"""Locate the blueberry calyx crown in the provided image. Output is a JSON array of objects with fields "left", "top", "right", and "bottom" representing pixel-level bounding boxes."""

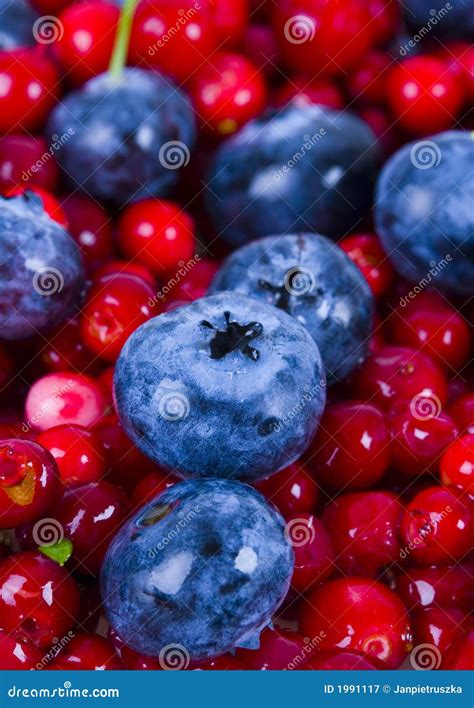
[
  {"left": 201, "top": 311, "right": 263, "bottom": 361},
  {"left": 258, "top": 279, "right": 292, "bottom": 312}
]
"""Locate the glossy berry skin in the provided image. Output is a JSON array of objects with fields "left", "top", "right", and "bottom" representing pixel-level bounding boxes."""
[
  {"left": 0, "top": 194, "right": 83, "bottom": 341},
  {"left": 448, "top": 395, "right": 474, "bottom": 435},
  {"left": 299, "top": 578, "right": 412, "bottom": 669},
  {"left": 388, "top": 406, "right": 458, "bottom": 477},
  {"left": 400, "top": 486, "right": 474, "bottom": 565},
  {"left": 0, "top": 136, "right": 58, "bottom": 192},
  {"left": 339, "top": 233, "right": 395, "bottom": 298},
  {"left": 305, "top": 651, "right": 380, "bottom": 670},
  {"left": 412, "top": 606, "right": 467, "bottom": 654},
  {"left": 287, "top": 513, "right": 334, "bottom": 592},
  {"left": 440, "top": 434, "right": 474, "bottom": 493},
  {"left": 40, "top": 318, "right": 95, "bottom": 374},
  {"left": 403, "top": 0, "right": 474, "bottom": 41},
  {"left": 0, "top": 0, "right": 38, "bottom": 50},
  {"left": 118, "top": 200, "right": 195, "bottom": 275},
  {"left": 61, "top": 195, "right": 113, "bottom": 271},
  {"left": 36, "top": 425, "right": 106, "bottom": 488},
  {"left": 209, "top": 233, "right": 374, "bottom": 383},
  {"left": 54, "top": 481, "right": 128, "bottom": 575},
  {"left": 206, "top": 104, "right": 379, "bottom": 246},
  {"left": 95, "top": 260, "right": 156, "bottom": 288},
  {"left": 394, "top": 563, "right": 474, "bottom": 612},
  {"left": 114, "top": 292, "right": 325, "bottom": 482},
  {"left": 54, "top": 2, "right": 119, "bottom": 85},
  {"left": 273, "top": 0, "right": 374, "bottom": 78},
  {"left": 0, "top": 630, "right": 43, "bottom": 670},
  {"left": 0, "top": 50, "right": 59, "bottom": 133},
  {"left": 308, "top": 401, "right": 390, "bottom": 491},
  {"left": 190, "top": 53, "right": 267, "bottom": 136},
  {"left": 131, "top": 469, "right": 176, "bottom": 509},
  {"left": 255, "top": 462, "right": 319, "bottom": 518},
  {"left": 53, "top": 634, "right": 119, "bottom": 670},
  {"left": 352, "top": 346, "right": 448, "bottom": 412},
  {"left": 101, "top": 479, "right": 294, "bottom": 661},
  {"left": 47, "top": 68, "right": 196, "bottom": 206},
  {"left": 322, "top": 492, "right": 402, "bottom": 577},
  {"left": 237, "top": 628, "right": 309, "bottom": 670},
  {"left": 0, "top": 439, "right": 59, "bottom": 527},
  {"left": 274, "top": 78, "right": 344, "bottom": 110},
  {"left": 25, "top": 372, "right": 106, "bottom": 431},
  {"left": 441, "top": 631, "right": 474, "bottom": 670},
  {"left": 80, "top": 274, "right": 155, "bottom": 362},
  {"left": 375, "top": 131, "right": 474, "bottom": 295},
  {"left": 0, "top": 552, "right": 80, "bottom": 649}
]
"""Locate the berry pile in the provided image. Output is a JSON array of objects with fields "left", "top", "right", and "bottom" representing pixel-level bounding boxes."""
[{"left": 0, "top": 0, "right": 473, "bottom": 673}]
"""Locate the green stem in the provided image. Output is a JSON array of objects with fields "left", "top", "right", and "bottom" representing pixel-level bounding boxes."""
[{"left": 108, "top": 0, "right": 139, "bottom": 80}]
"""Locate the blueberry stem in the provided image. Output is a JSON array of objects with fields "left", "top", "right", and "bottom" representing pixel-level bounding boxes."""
[{"left": 108, "top": 0, "right": 139, "bottom": 80}]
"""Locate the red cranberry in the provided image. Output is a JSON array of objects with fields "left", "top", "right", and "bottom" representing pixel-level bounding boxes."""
[
  {"left": 131, "top": 470, "right": 176, "bottom": 510},
  {"left": 388, "top": 406, "right": 458, "bottom": 477},
  {"left": 394, "top": 563, "right": 474, "bottom": 612},
  {"left": 54, "top": 2, "right": 119, "bottom": 85},
  {"left": 369, "top": 0, "right": 400, "bottom": 45},
  {"left": 441, "top": 631, "right": 474, "bottom": 670},
  {"left": 305, "top": 650, "right": 380, "bottom": 670},
  {"left": 322, "top": 491, "right": 402, "bottom": 576},
  {"left": 440, "top": 42, "right": 474, "bottom": 104},
  {"left": 31, "top": 0, "right": 71, "bottom": 13},
  {"left": 286, "top": 513, "right": 334, "bottom": 592},
  {"left": 0, "top": 439, "right": 59, "bottom": 527},
  {"left": 237, "top": 628, "right": 309, "bottom": 670},
  {"left": 400, "top": 486, "right": 474, "bottom": 565},
  {"left": 339, "top": 233, "right": 395, "bottom": 297},
  {"left": 440, "top": 434, "right": 474, "bottom": 494},
  {"left": 61, "top": 195, "right": 113, "bottom": 270},
  {"left": 25, "top": 373, "right": 107, "bottom": 431},
  {"left": 210, "top": 0, "right": 248, "bottom": 46},
  {"left": 0, "top": 136, "right": 58, "bottom": 192},
  {"left": 412, "top": 606, "right": 467, "bottom": 655},
  {"left": 80, "top": 274, "right": 155, "bottom": 362},
  {"left": 0, "top": 630, "right": 43, "bottom": 669},
  {"left": 0, "top": 552, "right": 80, "bottom": 648},
  {"left": 36, "top": 425, "right": 105, "bottom": 488},
  {"left": 352, "top": 346, "right": 448, "bottom": 411},
  {"left": 386, "top": 56, "right": 463, "bottom": 135},
  {"left": 448, "top": 394, "right": 474, "bottom": 435},
  {"left": 54, "top": 481, "right": 128, "bottom": 575},
  {"left": 255, "top": 462, "right": 319, "bottom": 517},
  {"left": 94, "top": 260, "right": 156, "bottom": 288},
  {"left": 118, "top": 200, "right": 195, "bottom": 276},
  {"left": 190, "top": 52, "right": 267, "bottom": 136},
  {"left": 243, "top": 24, "right": 279, "bottom": 76},
  {"left": 307, "top": 401, "right": 390, "bottom": 491},
  {"left": 299, "top": 578, "right": 412, "bottom": 669},
  {"left": 53, "top": 633, "right": 120, "bottom": 670},
  {"left": 347, "top": 51, "right": 391, "bottom": 104},
  {"left": 40, "top": 318, "right": 96, "bottom": 375},
  {"left": 167, "top": 258, "right": 219, "bottom": 308},
  {"left": 274, "top": 77, "right": 344, "bottom": 110},
  {"left": 191, "top": 654, "right": 247, "bottom": 670},
  {"left": 119, "top": 647, "right": 162, "bottom": 670},
  {"left": 0, "top": 50, "right": 59, "bottom": 132}
]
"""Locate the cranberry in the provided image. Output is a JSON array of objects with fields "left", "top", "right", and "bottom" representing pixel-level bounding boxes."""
[
  {"left": 54, "top": 2, "right": 119, "bottom": 85},
  {"left": 131, "top": 470, "right": 176, "bottom": 510},
  {"left": 299, "top": 578, "right": 412, "bottom": 669},
  {"left": 210, "top": 0, "right": 248, "bottom": 46},
  {"left": 95, "top": 260, "right": 156, "bottom": 288},
  {"left": 61, "top": 195, "right": 113, "bottom": 270},
  {"left": 243, "top": 24, "right": 279, "bottom": 76},
  {"left": 0, "top": 552, "right": 80, "bottom": 648},
  {"left": 80, "top": 274, "right": 155, "bottom": 362},
  {"left": 307, "top": 401, "right": 390, "bottom": 491},
  {"left": 369, "top": 0, "right": 400, "bottom": 45},
  {"left": 119, "top": 647, "right": 162, "bottom": 670},
  {"left": 440, "top": 434, "right": 474, "bottom": 494},
  {"left": 237, "top": 628, "right": 309, "bottom": 670},
  {"left": 386, "top": 56, "right": 463, "bottom": 135},
  {"left": 167, "top": 259, "right": 220, "bottom": 307},
  {"left": 36, "top": 425, "right": 105, "bottom": 488},
  {"left": 40, "top": 318, "right": 97, "bottom": 375},
  {"left": 352, "top": 346, "right": 448, "bottom": 411},
  {"left": 286, "top": 513, "right": 334, "bottom": 592},
  {"left": 54, "top": 481, "right": 128, "bottom": 575},
  {"left": 0, "top": 439, "right": 59, "bottom": 527},
  {"left": 118, "top": 200, "right": 196, "bottom": 276},
  {"left": 192, "top": 654, "right": 247, "bottom": 670},
  {"left": 440, "top": 42, "right": 474, "bottom": 104},
  {"left": 399, "top": 486, "right": 474, "bottom": 565},
  {"left": 305, "top": 651, "right": 380, "bottom": 670},
  {"left": 0, "top": 50, "right": 59, "bottom": 133},
  {"left": 388, "top": 406, "right": 458, "bottom": 477},
  {"left": 441, "top": 631, "right": 474, "bottom": 670},
  {"left": 6, "top": 186, "right": 68, "bottom": 227},
  {"left": 53, "top": 633, "right": 120, "bottom": 670},
  {"left": 347, "top": 50, "right": 391, "bottom": 104},
  {"left": 0, "top": 136, "right": 58, "bottom": 192},
  {"left": 322, "top": 491, "right": 402, "bottom": 576},
  {"left": 274, "top": 77, "right": 344, "bottom": 110},
  {"left": 448, "top": 394, "right": 474, "bottom": 435},
  {"left": 339, "top": 233, "right": 395, "bottom": 298},
  {"left": 394, "top": 563, "right": 474, "bottom": 612},
  {"left": 255, "top": 462, "right": 319, "bottom": 518},
  {"left": 412, "top": 606, "right": 467, "bottom": 654},
  {"left": 31, "top": 0, "right": 72, "bottom": 13},
  {"left": 25, "top": 373, "right": 107, "bottom": 431},
  {"left": 190, "top": 52, "right": 267, "bottom": 136},
  {"left": 0, "top": 630, "right": 43, "bottom": 669}
]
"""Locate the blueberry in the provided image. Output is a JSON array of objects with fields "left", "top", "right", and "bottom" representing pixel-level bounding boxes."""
[
  {"left": 101, "top": 478, "right": 294, "bottom": 661},
  {"left": 375, "top": 131, "right": 474, "bottom": 295},
  {"left": 209, "top": 233, "right": 374, "bottom": 383},
  {"left": 0, "top": 193, "right": 84, "bottom": 341},
  {"left": 114, "top": 292, "right": 326, "bottom": 481},
  {"left": 46, "top": 68, "right": 196, "bottom": 207},
  {"left": 402, "top": 0, "right": 474, "bottom": 41},
  {"left": 0, "top": 0, "right": 38, "bottom": 50},
  {"left": 205, "top": 104, "right": 380, "bottom": 248}
]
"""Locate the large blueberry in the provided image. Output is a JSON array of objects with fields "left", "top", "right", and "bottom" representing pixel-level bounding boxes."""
[
  {"left": 402, "top": 0, "right": 474, "bottom": 41},
  {"left": 209, "top": 233, "right": 374, "bottom": 383},
  {"left": 0, "top": 193, "right": 84, "bottom": 341},
  {"left": 0, "top": 0, "right": 38, "bottom": 50},
  {"left": 101, "top": 479, "right": 294, "bottom": 662},
  {"left": 114, "top": 292, "right": 326, "bottom": 481},
  {"left": 205, "top": 104, "right": 380, "bottom": 247},
  {"left": 46, "top": 68, "right": 196, "bottom": 206},
  {"left": 375, "top": 131, "right": 474, "bottom": 295}
]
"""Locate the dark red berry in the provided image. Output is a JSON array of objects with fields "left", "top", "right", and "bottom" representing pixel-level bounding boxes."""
[
  {"left": 287, "top": 513, "right": 334, "bottom": 592},
  {"left": 440, "top": 434, "right": 474, "bottom": 494},
  {"left": 255, "top": 462, "right": 319, "bottom": 517},
  {"left": 36, "top": 425, "right": 106, "bottom": 488},
  {"left": 339, "top": 233, "right": 395, "bottom": 297},
  {"left": 53, "top": 633, "right": 120, "bottom": 670}
]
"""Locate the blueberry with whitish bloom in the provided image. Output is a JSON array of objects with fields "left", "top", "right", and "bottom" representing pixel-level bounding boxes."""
[
  {"left": 114, "top": 292, "right": 326, "bottom": 481},
  {"left": 46, "top": 68, "right": 196, "bottom": 207},
  {"left": 0, "top": 193, "right": 84, "bottom": 341},
  {"left": 0, "top": 0, "right": 38, "bottom": 50},
  {"left": 209, "top": 233, "right": 374, "bottom": 384},
  {"left": 101, "top": 478, "right": 294, "bottom": 661},
  {"left": 375, "top": 131, "right": 474, "bottom": 295},
  {"left": 205, "top": 103, "right": 380, "bottom": 248}
]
